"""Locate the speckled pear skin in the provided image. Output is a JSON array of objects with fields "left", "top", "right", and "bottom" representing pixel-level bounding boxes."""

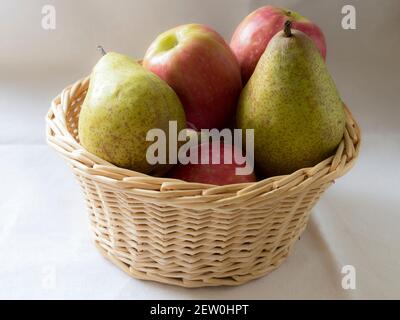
[
  {"left": 78, "top": 52, "right": 186, "bottom": 174},
  {"left": 237, "top": 29, "right": 345, "bottom": 177}
]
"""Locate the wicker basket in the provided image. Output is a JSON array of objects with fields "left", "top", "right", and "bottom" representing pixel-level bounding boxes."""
[{"left": 46, "top": 76, "right": 361, "bottom": 287}]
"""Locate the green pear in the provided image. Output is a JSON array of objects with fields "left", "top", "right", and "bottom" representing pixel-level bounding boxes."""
[
  {"left": 78, "top": 52, "right": 186, "bottom": 174},
  {"left": 237, "top": 21, "right": 345, "bottom": 177}
]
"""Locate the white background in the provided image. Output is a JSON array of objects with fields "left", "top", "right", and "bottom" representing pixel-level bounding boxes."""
[{"left": 0, "top": 0, "right": 399, "bottom": 299}]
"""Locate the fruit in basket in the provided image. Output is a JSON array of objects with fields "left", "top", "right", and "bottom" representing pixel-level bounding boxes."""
[
  {"left": 236, "top": 21, "right": 345, "bottom": 177},
  {"left": 143, "top": 24, "right": 242, "bottom": 130},
  {"left": 230, "top": 5, "right": 326, "bottom": 83},
  {"left": 167, "top": 142, "right": 256, "bottom": 185},
  {"left": 78, "top": 52, "right": 186, "bottom": 174}
]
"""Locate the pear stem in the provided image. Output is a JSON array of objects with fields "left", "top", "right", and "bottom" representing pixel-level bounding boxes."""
[
  {"left": 284, "top": 20, "right": 292, "bottom": 37},
  {"left": 97, "top": 45, "right": 107, "bottom": 56}
]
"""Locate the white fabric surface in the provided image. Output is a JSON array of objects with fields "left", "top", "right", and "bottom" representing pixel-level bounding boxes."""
[
  {"left": 1, "top": 0, "right": 400, "bottom": 299},
  {"left": 1, "top": 136, "right": 399, "bottom": 299}
]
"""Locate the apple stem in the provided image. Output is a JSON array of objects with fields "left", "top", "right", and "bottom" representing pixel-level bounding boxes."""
[
  {"left": 284, "top": 20, "right": 292, "bottom": 37},
  {"left": 97, "top": 45, "right": 107, "bottom": 56}
]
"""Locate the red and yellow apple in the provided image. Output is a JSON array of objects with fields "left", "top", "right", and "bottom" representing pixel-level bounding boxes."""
[
  {"left": 230, "top": 6, "right": 327, "bottom": 83},
  {"left": 143, "top": 24, "right": 242, "bottom": 130},
  {"left": 167, "top": 142, "right": 256, "bottom": 185}
]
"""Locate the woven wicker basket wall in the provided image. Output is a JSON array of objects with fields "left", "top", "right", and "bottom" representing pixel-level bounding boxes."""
[{"left": 46, "top": 76, "right": 361, "bottom": 287}]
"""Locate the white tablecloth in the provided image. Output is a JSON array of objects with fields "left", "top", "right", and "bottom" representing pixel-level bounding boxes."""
[
  {"left": 1, "top": 96, "right": 399, "bottom": 299},
  {"left": 1, "top": 0, "right": 400, "bottom": 299}
]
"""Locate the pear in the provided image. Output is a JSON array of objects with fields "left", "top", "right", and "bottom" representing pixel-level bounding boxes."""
[
  {"left": 78, "top": 52, "right": 186, "bottom": 174},
  {"left": 237, "top": 21, "right": 345, "bottom": 177}
]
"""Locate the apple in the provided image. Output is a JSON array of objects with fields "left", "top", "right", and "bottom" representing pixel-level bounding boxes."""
[
  {"left": 167, "top": 142, "right": 256, "bottom": 185},
  {"left": 230, "top": 6, "right": 327, "bottom": 83},
  {"left": 143, "top": 24, "right": 242, "bottom": 130}
]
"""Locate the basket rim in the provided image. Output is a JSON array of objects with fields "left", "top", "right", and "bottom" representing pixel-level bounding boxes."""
[{"left": 46, "top": 76, "right": 361, "bottom": 199}]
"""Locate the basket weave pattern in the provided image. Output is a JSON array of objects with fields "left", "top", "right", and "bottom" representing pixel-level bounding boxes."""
[{"left": 46, "top": 77, "right": 360, "bottom": 287}]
